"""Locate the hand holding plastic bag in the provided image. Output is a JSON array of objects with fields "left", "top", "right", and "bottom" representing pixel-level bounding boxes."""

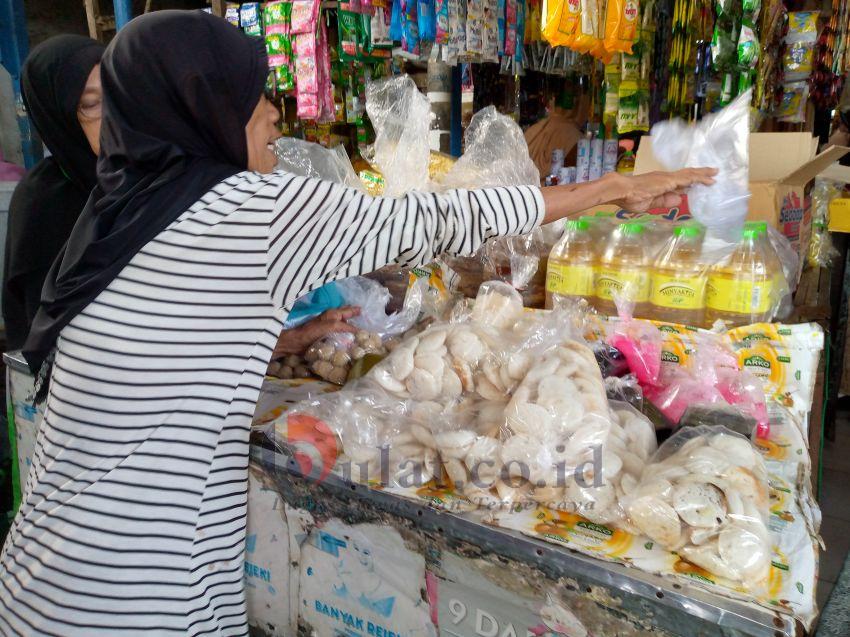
[{"left": 651, "top": 90, "right": 752, "bottom": 242}]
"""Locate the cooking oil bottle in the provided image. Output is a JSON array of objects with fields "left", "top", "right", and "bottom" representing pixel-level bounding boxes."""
[
  {"left": 649, "top": 223, "right": 707, "bottom": 326},
  {"left": 545, "top": 219, "right": 596, "bottom": 309},
  {"left": 705, "top": 222, "right": 778, "bottom": 327},
  {"left": 595, "top": 220, "right": 651, "bottom": 317}
]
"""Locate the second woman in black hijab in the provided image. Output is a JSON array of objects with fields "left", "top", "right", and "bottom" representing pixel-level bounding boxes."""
[{"left": 2, "top": 35, "right": 105, "bottom": 350}]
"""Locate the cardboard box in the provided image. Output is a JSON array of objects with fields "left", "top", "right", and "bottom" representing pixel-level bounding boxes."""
[{"left": 635, "top": 134, "right": 849, "bottom": 269}]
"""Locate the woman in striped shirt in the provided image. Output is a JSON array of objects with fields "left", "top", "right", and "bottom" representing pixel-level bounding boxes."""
[{"left": 0, "top": 10, "right": 714, "bottom": 637}]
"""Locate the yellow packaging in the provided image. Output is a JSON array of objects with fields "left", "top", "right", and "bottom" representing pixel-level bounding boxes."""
[
  {"left": 542, "top": 0, "right": 582, "bottom": 47},
  {"left": 359, "top": 170, "right": 385, "bottom": 196},
  {"left": 571, "top": 0, "right": 601, "bottom": 53},
  {"left": 602, "top": 0, "right": 640, "bottom": 55}
]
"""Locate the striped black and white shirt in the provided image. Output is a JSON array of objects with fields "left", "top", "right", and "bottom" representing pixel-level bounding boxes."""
[{"left": 0, "top": 171, "right": 543, "bottom": 636}]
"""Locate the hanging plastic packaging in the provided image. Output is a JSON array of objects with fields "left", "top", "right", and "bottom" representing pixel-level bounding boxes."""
[
  {"left": 542, "top": 0, "right": 582, "bottom": 49},
  {"left": 626, "top": 426, "right": 771, "bottom": 591},
  {"left": 650, "top": 90, "right": 751, "bottom": 243},
  {"left": 603, "top": 0, "right": 640, "bottom": 55},
  {"left": 365, "top": 76, "right": 432, "bottom": 197}
]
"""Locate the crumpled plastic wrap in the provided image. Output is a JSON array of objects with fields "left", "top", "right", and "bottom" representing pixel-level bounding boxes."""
[
  {"left": 626, "top": 425, "right": 771, "bottom": 591},
  {"left": 274, "top": 137, "right": 364, "bottom": 190},
  {"left": 651, "top": 90, "right": 752, "bottom": 243}
]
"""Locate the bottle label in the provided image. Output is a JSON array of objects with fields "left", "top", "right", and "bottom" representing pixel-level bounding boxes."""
[
  {"left": 706, "top": 276, "right": 773, "bottom": 314},
  {"left": 595, "top": 267, "right": 650, "bottom": 302},
  {"left": 650, "top": 274, "right": 706, "bottom": 309},
  {"left": 546, "top": 263, "right": 595, "bottom": 296}
]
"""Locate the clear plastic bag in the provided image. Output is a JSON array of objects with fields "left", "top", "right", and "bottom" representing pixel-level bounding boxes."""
[
  {"left": 437, "top": 105, "right": 540, "bottom": 190},
  {"left": 274, "top": 137, "right": 364, "bottom": 190},
  {"left": 365, "top": 75, "right": 433, "bottom": 197},
  {"left": 650, "top": 90, "right": 752, "bottom": 243},
  {"left": 335, "top": 276, "right": 424, "bottom": 338},
  {"left": 283, "top": 282, "right": 629, "bottom": 515},
  {"left": 809, "top": 178, "right": 843, "bottom": 268},
  {"left": 626, "top": 425, "right": 771, "bottom": 589},
  {"left": 304, "top": 330, "right": 386, "bottom": 385}
]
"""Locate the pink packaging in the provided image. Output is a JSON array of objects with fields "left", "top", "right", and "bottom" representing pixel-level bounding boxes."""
[
  {"left": 295, "top": 34, "right": 318, "bottom": 93},
  {"left": 291, "top": 0, "right": 321, "bottom": 34}
]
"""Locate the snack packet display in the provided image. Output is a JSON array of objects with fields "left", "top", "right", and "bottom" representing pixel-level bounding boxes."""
[{"left": 626, "top": 426, "right": 771, "bottom": 590}]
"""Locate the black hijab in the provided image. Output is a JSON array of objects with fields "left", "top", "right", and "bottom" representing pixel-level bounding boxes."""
[
  {"left": 3, "top": 35, "right": 104, "bottom": 351},
  {"left": 23, "top": 10, "right": 268, "bottom": 374}
]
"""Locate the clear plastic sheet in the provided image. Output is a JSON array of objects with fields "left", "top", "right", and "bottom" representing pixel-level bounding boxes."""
[
  {"left": 650, "top": 90, "right": 752, "bottom": 243},
  {"left": 626, "top": 425, "right": 771, "bottom": 591},
  {"left": 274, "top": 137, "right": 364, "bottom": 190}
]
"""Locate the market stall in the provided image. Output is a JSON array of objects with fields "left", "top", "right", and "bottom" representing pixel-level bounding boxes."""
[{"left": 5, "top": 0, "right": 850, "bottom": 634}]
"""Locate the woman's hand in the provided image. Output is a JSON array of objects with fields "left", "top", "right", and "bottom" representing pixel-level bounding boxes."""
[
  {"left": 608, "top": 168, "right": 718, "bottom": 212},
  {"left": 541, "top": 167, "right": 717, "bottom": 224},
  {"left": 273, "top": 306, "right": 361, "bottom": 358}
]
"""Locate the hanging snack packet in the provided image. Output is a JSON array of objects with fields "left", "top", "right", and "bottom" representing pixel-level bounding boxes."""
[
  {"left": 737, "top": 20, "right": 759, "bottom": 69},
  {"left": 419, "top": 0, "right": 437, "bottom": 41},
  {"left": 436, "top": 0, "right": 450, "bottom": 43},
  {"left": 783, "top": 11, "right": 818, "bottom": 82},
  {"left": 240, "top": 2, "right": 263, "bottom": 36},
  {"left": 401, "top": 0, "right": 421, "bottom": 55},
  {"left": 291, "top": 0, "right": 321, "bottom": 34},
  {"left": 742, "top": 0, "right": 760, "bottom": 19},
  {"left": 775, "top": 81, "right": 809, "bottom": 123},
  {"left": 225, "top": 3, "right": 241, "bottom": 27},
  {"left": 572, "top": 0, "right": 600, "bottom": 54},
  {"left": 603, "top": 0, "right": 640, "bottom": 55},
  {"left": 390, "top": 0, "right": 403, "bottom": 40},
  {"left": 504, "top": 0, "right": 517, "bottom": 56},
  {"left": 467, "top": 0, "right": 486, "bottom": 56},
  {"left": 339, "top": 11, "right": 360, "bottom": 61}
]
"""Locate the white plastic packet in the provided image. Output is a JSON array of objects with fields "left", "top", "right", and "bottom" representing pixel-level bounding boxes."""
[{"left": 651, "top": 90, "right": 753, "bottom": 242}]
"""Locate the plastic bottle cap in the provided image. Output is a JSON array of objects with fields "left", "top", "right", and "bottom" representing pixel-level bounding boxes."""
[
  {"left": 621, "top": 221, "right": 645, "bottom": 235},
  {"left": 566, "top": 219, "right": 590, "bottom": 231},
  {"left": 745, "top": 221, "right": 769, "bottom": 235},
  {"left": 674, "top": 224, "right": 703, "bottom": 238},
  {"left": 742, "top": 227, "right": 761, "bottom": 239}
]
